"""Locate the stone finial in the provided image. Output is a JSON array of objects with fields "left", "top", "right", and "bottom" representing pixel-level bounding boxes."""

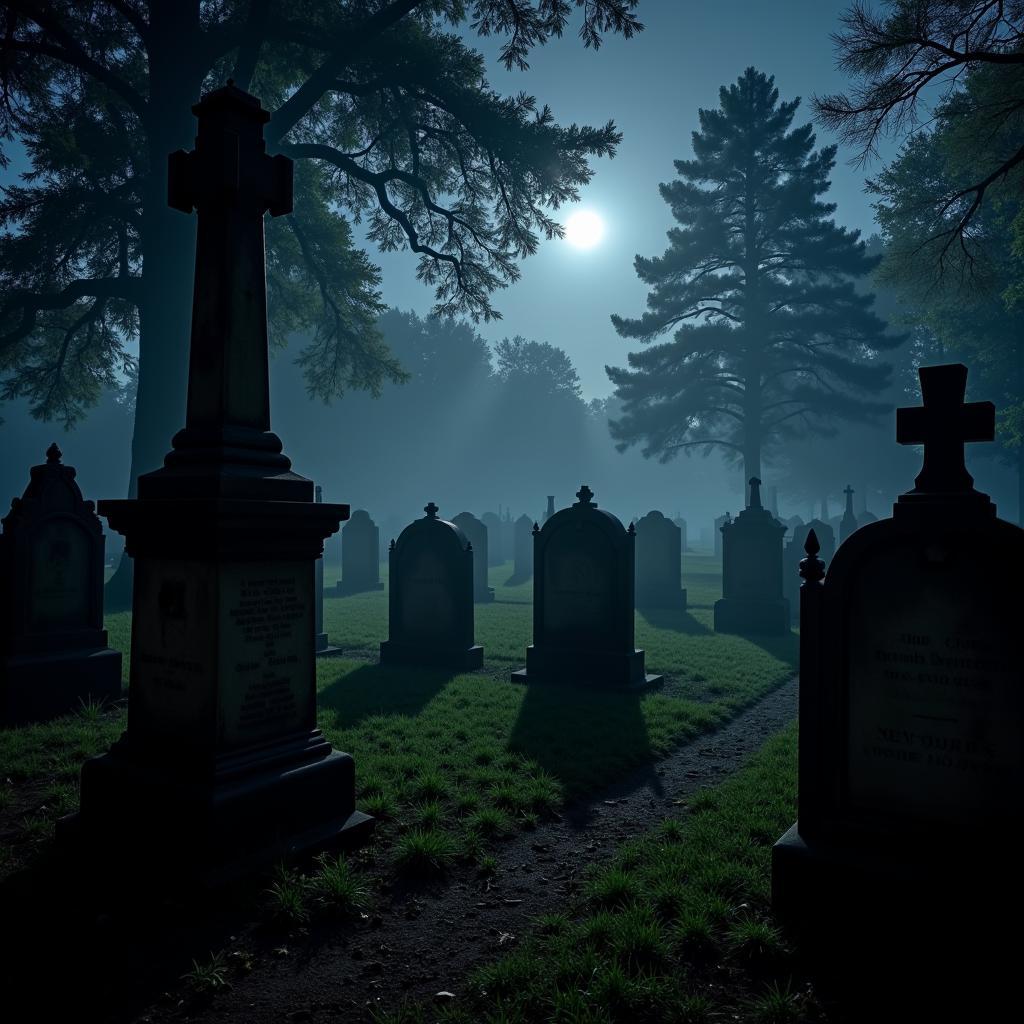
[
  {"left": 800, "top": 528, "right": 826, "bottom": 583},
  {"left": 575, "top": 485, "right": 595, "bottom": 507},
  {"left": 627, "top": 522, "right": 636, "bottom": 536},
  {"left": 46, "top": 442, "right": 62, "bottom": 464},
  {"left": 424, "top": 501, "right": 439, "bottom": 518},
  {"left": 748, "top": 477, "right": 763, "bottom": 509},
  {"left": 532, "top": 522, "right": 540, "bottom": 535},
  {"left": 389, "top": 539, "right": 396, "bottom": 551},
  {"left": 843, "top": 484, "right": 854, "bottom": 510}
]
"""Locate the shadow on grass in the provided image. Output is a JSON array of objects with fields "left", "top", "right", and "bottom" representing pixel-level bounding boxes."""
[
  {"left": 318, "top": 663, "right": 458, "bottom": 729},
  {"left": 739, "top": 629, "right": 800, "bottom": 673},
  {"left": 507, "top": 679, "right": 653, "bottom": 809},
  {"left": 636, "top": 606, "right": 711, "bottom": 635},
  {"left": 503, "top": 572, "right": 532, "bottom": 587}
]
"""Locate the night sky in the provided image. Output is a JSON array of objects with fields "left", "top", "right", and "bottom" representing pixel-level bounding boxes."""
[{"left": 366, "top": 0, "right": 899, "bottom": 398}]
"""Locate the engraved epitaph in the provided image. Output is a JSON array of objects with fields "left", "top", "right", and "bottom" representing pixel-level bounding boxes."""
[
  {"left": 64, "top": 84, "right": 371, "bottom": 880},
  {"left": 772, "top": 364, "right": 1023, "bottom": 1009},
  {"left": 1, "top": 445, "right": 122, "bottom": 724},
  {"left": 513, "top": 486, "right": 661, "bottom": 689}
]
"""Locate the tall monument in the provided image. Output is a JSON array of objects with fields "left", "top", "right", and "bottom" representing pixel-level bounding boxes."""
[{"left": 63, "top": 83, "right": 371, "bottom": 879}]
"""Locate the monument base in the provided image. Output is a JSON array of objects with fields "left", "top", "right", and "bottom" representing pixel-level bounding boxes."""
[
  {"left": 636, "top": 585, "right": 688, "bottom": 610},
  {"left": 61, "top": 735, "right": 373, "bottom": 885},
  {"left": 314, "top": 633, "right": 344, "bottom": 658},
  {"left": 512, "top": 645, "right": 661, "bottom": 690},
  {"left": 379, "top": 640, "right": 484, "bottom": 672},
  {"left": 713, "top": 597, "right": 789, "bottom": 635},
  {"left": 474, "top": 587, "right": 495, "bottom": 604},
  {"left": 334, "top": 580, "right": 384, "bottom": 596},
  {"left": 2, "top": 647, "right": 122, "bottom": 726},
  {"left": 772, "top": 824, "right": 1015, "bottom": 1017}
]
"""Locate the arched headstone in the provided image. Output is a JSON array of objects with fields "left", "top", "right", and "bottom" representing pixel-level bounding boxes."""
[
  {"left": 1, "top": 444, "right": 122, "bottom": 724},
  {"left": 480, "top": 512, "right": 505, "bottom": 566},
  {"left": 451, "top": 512, "right": 494, "bottom": 603},
  {"left": 337, "top": 509, "right": 384, "bottom": 596},
  {"left": 380, "top": 503, "right": 483, "bottom": 670},
  {"left": 512, "top": 486, "right": 660, "bottom": 689},
  {"left": 635, "top": 511, "right": 687, "bottom": 609}
]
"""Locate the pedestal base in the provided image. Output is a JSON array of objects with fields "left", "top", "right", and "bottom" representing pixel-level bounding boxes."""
[
  {"left": 62, "top": 737, "right": 373, "bottom": 885},
  {"left": 2, "top": 647, "right": 122, "bottom": 726},
  {"left": 772, "top": 824, "right": 1016, "bottom": 1018},
  {"left": 334, "top": 580, "right": 384, "bottom": 597},
  {"left": 314, "top": 634, "right": 344, "bottom": 658},
  {"left": 474, "top": 587, "right": 495, "bottom": 604},
  {"left": 512, "top": 645, "right": 661, "bottom": 690},
  {"left": 379, "top": 641, "right": 483, "bottom": 672},
  {"left": 713, "top": 597, "right": 789, "bottom": 635}
]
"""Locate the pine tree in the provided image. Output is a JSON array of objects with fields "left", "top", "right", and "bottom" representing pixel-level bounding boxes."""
[{"left": 606, "top": 67, "right": 901, "bottom": 492}]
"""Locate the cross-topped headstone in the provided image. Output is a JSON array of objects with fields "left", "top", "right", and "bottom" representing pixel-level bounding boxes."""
[
  {"left": 896, "top": 363, "right": 995, "bottom": 495},
  {"left": 168, "top": 80, "right": 293, "bottom": 444},
  {"left": 424, "top": 502, "right": 439, "bottom": 519}
]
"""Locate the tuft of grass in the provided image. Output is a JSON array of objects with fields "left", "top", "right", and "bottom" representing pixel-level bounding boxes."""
[
  {"left": 181, "top": 950, "right": 231, "bottom": 996},
  {"left": 611, "top": 907, "right": 667, "bottom": 974},
  {"left": 310, "top": 853, "right": 370, "bottom": 916},
  {"left": 466, "top": 806, "right": 510, "bottom": 839},
  {"left": 393, "top": 828, "right": 455, "bottom": 878},
  {"left": 728, "top": 917, "right": 789, "bottom": 971},
  {"left": 746, "top": 980, "right": 806, "bottom": 1024},
  {"left": 261, "top": 867, "right": 310, "bottom": 929},
  {"left": 674, "top": 910, "right": 718, "bottom": 960},
  {"left": 361, "top": 792, "right": 395, "bottom": 821},
  {"left": 477, "top": 854, "right": 499, "bottom": 878},
  {"left": 411, "top": 770, "right": 447, "bottom": 802},
  {"left": 416, "top": 800, "right": 444, "bottom": 829},
  {"left": 586, "top": 867, "right": 641, "bottom": 910}
]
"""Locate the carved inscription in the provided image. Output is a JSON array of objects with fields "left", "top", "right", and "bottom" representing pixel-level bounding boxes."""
[
  {"left": 219, "top": 563, "right": 313, "bottom": 745},
  {"left": 846, "top": 548, "right": 1020, "bottom": 826}
]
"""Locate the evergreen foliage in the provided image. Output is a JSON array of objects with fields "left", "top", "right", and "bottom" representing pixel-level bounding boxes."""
[{"left": 607, "top": 68, "right": 900, "bottom": 485}]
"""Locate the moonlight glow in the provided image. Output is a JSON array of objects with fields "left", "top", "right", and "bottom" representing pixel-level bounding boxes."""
[{"left": 564, "top": 210, "right": 605, "bottom": 249}]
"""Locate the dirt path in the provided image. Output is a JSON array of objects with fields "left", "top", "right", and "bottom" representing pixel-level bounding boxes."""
[{"left": 143, "top": 676, "right": 798, "bottom": 1024}]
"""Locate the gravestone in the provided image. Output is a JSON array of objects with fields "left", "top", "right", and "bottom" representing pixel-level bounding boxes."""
[
  {"left": 480, "top": 512, "right": 505, "bottom": 566},
  {"left": 336, "top": 509, "right": 384, "bottom": 596},
  {"left": 713, "top": 512, "right": 730, "bottom": 558},
  {"left": 634, "top": 511, "right": 687, "bottom": 609},
  {"left": 839, "top": 484, "right": 858, "bottom": 544},
  {"left": 500, "top": 513, "right": 516, "bottom": 569},
  {"left": 380, "top": 503, "right": 483, "bottom": 670},
  {"left": 313, "top": 485, "right": 341, "bottom": 656},
  {"left": 63, "top": 83, "right": 372, "bottom": 879},
  {"left": 512, "top": 486, "right": 661, "bottom": 689},
  {"left": 785, "top": 514, "right": 804, "bottom": 534},
  {"left": 1, "top": 445, "right": 122, "bottom": 725},
  {"left": 451, "top": 512, "right": 494, "bottom": 603},
  {"left": 714, "top": 479, "right": 788, "bottom": 634},
  {"left": 544, "top": 495, "right": 555, "bottom": 523},
  {"left": 507, "top": 513, "right": 534, "bottom": 584},
  {"left": 672, "top": 515, "right": 688, "bottom": 553},
  {"left": 782, "top": 518, "right": 834, "bottom": 624},
  {"left": 772, "top": 364, "right": 1023, "bottom": 1012}
]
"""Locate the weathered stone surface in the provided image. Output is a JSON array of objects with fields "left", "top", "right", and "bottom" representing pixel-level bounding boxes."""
[
  {"left": 451, "top": 512, "right": 494, "bottom": 603},
  {"left": 336, "top": 509, "right": 384, "bottom": 596},
  {"left": 1, "top": 444, "right": 122, "bottom": 725},
  {"left": 634, "top": 511, "right": 687, "bottom": 610}
]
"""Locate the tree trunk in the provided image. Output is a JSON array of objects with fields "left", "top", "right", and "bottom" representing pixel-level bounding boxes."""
[{"left": 104, "top": 9, "right": 203, "bottom": 609}]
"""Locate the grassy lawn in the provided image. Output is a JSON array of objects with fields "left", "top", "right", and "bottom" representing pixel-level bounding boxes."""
[
  {"left": 377, "top": 725, "right": 809, "bottom": 1024},
  {"left": 0, "top": 556, "right": 796, "bottom": 883}
]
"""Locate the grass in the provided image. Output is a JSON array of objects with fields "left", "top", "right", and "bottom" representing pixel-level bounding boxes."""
[
  {"left": 0, "top": 556, "right": 796, "bottom": 884},
  {"left": 372, "top": 726, "right": 815, "bottom": 1024}
]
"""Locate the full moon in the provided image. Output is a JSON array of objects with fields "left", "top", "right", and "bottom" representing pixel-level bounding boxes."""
[{"left": 564, "top": 209, "right": 605, "bottom": 249}]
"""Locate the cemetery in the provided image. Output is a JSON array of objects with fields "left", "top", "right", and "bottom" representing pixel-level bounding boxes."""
[{"left": 1, "top": 4, "right": 1021, "bottom": 1024}]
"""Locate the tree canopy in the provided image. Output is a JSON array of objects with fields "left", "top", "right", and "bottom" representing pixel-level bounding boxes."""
[{"left": 607, "top": 68, "right": 901, "bottom": 490}]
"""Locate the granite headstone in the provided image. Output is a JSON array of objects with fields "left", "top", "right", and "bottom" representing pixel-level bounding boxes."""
[
  {"left": 452, "top": 512, "right": 494, "bottom": 603},
  {"left": 634, "top": 511, "right": 687, "bottom": 610},
  {"left": 336, "top": 509, "right": 384, "bottom": 596}
]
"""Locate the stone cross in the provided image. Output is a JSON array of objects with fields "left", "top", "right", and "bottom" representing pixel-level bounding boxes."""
[
  {"left": 896, "top": 364, "right": 995, "bottom": 494},
  {"left": 575, "top": 485, "right": 595, "bottom": 507},
  {"left": 425, "top": 502, "right": 439, "bottom": 519},
  {"left": 168, "top": 80, "right": 293, "bottom": 439},
  {"left": 844, "top": 485, "right": 854, "bottom": 513}
]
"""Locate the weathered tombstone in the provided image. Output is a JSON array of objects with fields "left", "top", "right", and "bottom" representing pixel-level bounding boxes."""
[
  {"left": 1, "top": 445, "right": 122, "bottom": 725},
  {"left": 714, "top": 479, "right": 788, "bottom": 634},
  {"left": 782, "top": 518, "right": 834, "bottom": 624},
  {"left": 336, "top": 509, "right": 384, "bottom": 596},
  {"left": 380, "top": 503, "right": 483, "bottom": 670},
  {"left": 839, "top": 484, "right": 858, "bottom": 544},
  {"left": 634, "top": 511, "right": 687, "bottom": 609},
  {"left": 451, "top": 512, "right": 494, "bottom": 603},
  {"left": 513, "top": 486, "right": 661, "bottom": 689},
  {"left": 672, "top": 515, "right": 688, "bottom": 553},
  {"left": 772, "top": 364, "right": 1023, "bottom": 1011},
  {"left": 313, "top": 485, "right": 341, "bottom": 656},
  {"left": 785, "top": 514, "right": 804, "bottom": 534},
  {"left": 480, "top": 512, "right": 505, "bottom": 566},
  {"left": 63, "top": 83, "right": 372, "bottom": 878},
  {"left": 713, "top": 512, "right": 730, "bottom": 558},
  {"left": 507, "top": 513, "right": 534, "bottom": 584}
]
